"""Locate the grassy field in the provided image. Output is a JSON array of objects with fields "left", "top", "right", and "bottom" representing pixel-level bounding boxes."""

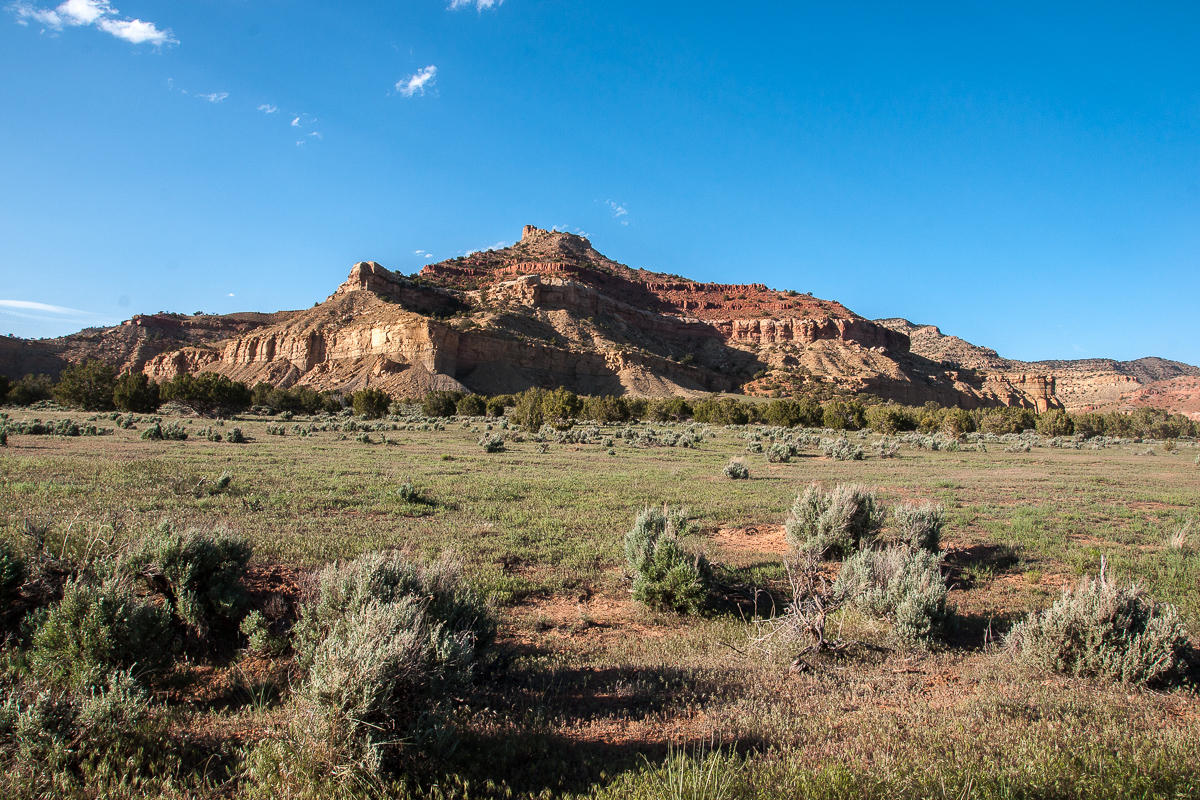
[{"left": 1, "top": 407, "right": 1198, "bottom": 798}]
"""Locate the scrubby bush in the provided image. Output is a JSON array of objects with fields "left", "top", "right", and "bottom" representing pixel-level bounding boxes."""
[
  {"left": 834, "top": 546, "right": 952, "bottom": 647},
  {"left": 891, "top": 501, "right": 944, "bottom": 551},
  {"left": 53, "top": 359, "right": 117, "bottom": 411},
  {"left": 295, "top": 550, "right": 495, "bottom": 670},
  {"left": 1005, "top": 569, "right": 1189, "bottom": 685},
  {"left": 723, "top": 459, "right": 750, "bottom": 479},
  {"left": 764, "top": 398, "right": 822, "bottom": 428},
  {"left": 290, "top": 551, "right": 495, "bottom": 775},
  {"left": 112, "top": 371, "right": 160, "bottom": 412},
  {"left": 455, "top": 393, "right": 487, "bottom": 416},
  {"left": 140, "top": 421, "right": 188, "bottom": 441},
  {"left": 227, "top": 426, "right": 247, "bottom": 444},
  {"left": 540, "top": 387, "right": 582, "bottom": 430},
  {"left": 160, "top": 372, "right": 251, "bottom": 416},
  {"left": 766, "top": 442, "right": 792, "bottom": 463},
  {"left": 580, "top": 394, "right": 632, "bottom": 423},
  {"left": 510, "top": 387, "right": 547, "bottom": 430},
  {"left": 941, "top": 407, "right": 975, "bottom": 438},
  {"left": 28, "top": 580, "right": 174, "bottom": 689},
  {"left": 351, "top": 387, "right": 392, "bottom": 419},
  {"left": 823, "top": 437, "right": 863, "bottom": 461},
  {"left": 420, "top": 390, "right": 463, "bottom": 418},
  {"left": 478, "top": 434, "right": 505, "bottom": 452},
  {"left": 866, "top": 404, "right": 917, "bottom": 434},
  {"left": 646, "top": 396, "right": 692, "bottom": 422},
  {"left": 122, "top": 523, "right": 252, "bottom": 647},
  {"left": 785, "top": 483, "right": 884, "bottom": 558},
  {"left": 0, "top": 541, "right": 25, "bottom": 624},
  {"left": 2, "top": 670, "right": 173, "bottom": 795},
  {"left": 822, "top": 399, "right": 866, "bottom": 431},
  {"left": 485, "top": 396, "right": 508, "bottom": 417},
  {"left": 6, "top": 374, "right": 54, "bottom": 406},
  {"left": 1036, "top": 409, "right": 1075, "bottom": 437},
  {"left": 1072, "top": 412, "right": 1106, "bottom": 439},
  {"left": 979, "top": 406, "right": 1037, "bottom": 435},
  {"left": 624, "top": 507, "right": 711, "bottom": 614},
  {"left": 240, "top": 609, "right": 290, "bottom": 656},
  {"left": 692, "top": 397, "right": 750, "bottom": 426},
  {"left": 872, "top": 437, "right": 900, "bottom": 458}
]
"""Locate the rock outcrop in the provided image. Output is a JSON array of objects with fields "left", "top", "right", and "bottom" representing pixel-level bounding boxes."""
[
  {"left": 876, "top": 318, "right": 1199, "bottom": 413},
  {"left": 14, "top": 226, "right": 1191, "bottom": 412}
]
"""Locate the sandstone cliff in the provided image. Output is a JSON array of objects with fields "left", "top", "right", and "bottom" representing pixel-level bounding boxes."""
[
  {"left": 6, "top": 226, "right": 1150, "bottom": 411},
  {"left": 876, "top": 318, "right": 1200, "bottom": 413}
]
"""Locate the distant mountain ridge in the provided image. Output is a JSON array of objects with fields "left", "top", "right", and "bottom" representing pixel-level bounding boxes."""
[
  {"left": 2, "top": 226, "right": 1193, "bottom": 415},
  {"left": 876, "top": 318, "right": 1200, "bottom": 415}
]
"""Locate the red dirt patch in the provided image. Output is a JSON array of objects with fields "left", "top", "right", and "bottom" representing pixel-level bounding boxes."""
[{"left": 709, "top": 524, "right": 787, "bottom": 557}]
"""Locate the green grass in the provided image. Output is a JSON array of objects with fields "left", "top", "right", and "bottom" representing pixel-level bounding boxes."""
[{"left": 1, "top": 410, "right": 1198, "bottom": 798}]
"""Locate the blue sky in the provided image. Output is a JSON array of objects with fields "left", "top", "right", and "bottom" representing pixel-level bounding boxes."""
[{"left": 2, "top": 2, "right": 1198, "bottom": 366}]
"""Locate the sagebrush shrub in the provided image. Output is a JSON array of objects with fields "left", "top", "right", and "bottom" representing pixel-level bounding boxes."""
[
  {"left": 140, "top": 421, "right": 188, "bottom": 441},
  {"left": 4, "top": 670, "right": 170, "bottom": 793},
  {"left": 624, "top": 507, "right": 711, "bottom": 614},
  {"left": 785, "top": 483, "right": 884, "bottom": 558},
  {"left": 240, "top": 609, "right": 290, "bottom": 656},
  {"left": 479, "top": 434, "right": 505, "bottom": 452},
  {"left": 823, "top": 437, "right": 863, "bottom": 461},
  {"left": 0, "top": 541, "right": 25, "bottom": 623},
  {"left": 766, "top": 443, "right": 791, "bottom": 463},
  {"left": 29, "top": 580, "right": 174, "bottom": 689},
  {"left": 834, "top": 546, "right": 952, "bottom": 647},
  {"left": 122, "top": 523, "right": 252, "bottom": 647},
  {"left": 291, "top": 551, "right": 495, "bottom": 775},
  {"left": 1005, "top": 570, "right": 1189, "bottom": 685},
  {"left": 295, "top": 550, "right": 495, "bottom": 671},
  {"left": 723, "top": 459, "right": 750, "bottom": 480},
  {"left": 891, "top": 501, "right": 944, "bottom": 551}
]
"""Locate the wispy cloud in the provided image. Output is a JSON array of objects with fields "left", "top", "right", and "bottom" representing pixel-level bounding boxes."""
[
  {"left": 308, "top": 131, "right": 322, "bottom": 139},
  {"left": 449, "top": 0, "right": 503, "bottom": 11},
  {"left": 397, "top": 65, "right": 437, "bottom": 98},
  {"left": 605, "top": 200, "right": 630, "bottom": 225},
  {"left": 0, "top": 299, "right": 88, "bottom": 315},
  {"left": 257, "top": 104, "right": 277, "bottom": 114},
  {"left": 198, "top": 92, "right": 228, "bottom": 103},
  {"left": 9, "top": 0, "right": 176, "bottom": 45},
  {"left": 291, "top": 117, "right": 301, "bottom": 127},
  {"left": 0, "top": 298, "right": 107, "bottom": 325}
]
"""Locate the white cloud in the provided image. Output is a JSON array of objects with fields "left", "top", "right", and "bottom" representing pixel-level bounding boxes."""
[
  {"left": 97, "top": 16, "right": 172, "bottom": 44},
  {"left": 198, "top": 92, "right": 228, "bottom": 103},
  {"left": 0, "top": 299, "right": 87, "bottom": 315},
  {"left": 424, "top": 254, "right": 435, "bottom": 259},
  {"left": 397, "top": 65, "right": 436, "bottom": 98},
  {"left": 291, "top": 117, "right": 301, "bottom": 127},
  {"left": 257, "top": 104, "right": 277, "bottom": 114},
  {"left": 605, "top": 200, "right": 628, "bottom": 218},
  {"left": 449, "top": 0, "right": 503, "bottom": 10},
  {"left": 227, "top": 293, "right": 235, "bottom": 297},
  {"left": 8, "top": 0, "right": 175, "bottom": 44},
  {"left": 414, "top": 249, "right": 426, "bottom": 255},
  {"left": 308, "top": 131, "right": 322, "bottom": 139}
]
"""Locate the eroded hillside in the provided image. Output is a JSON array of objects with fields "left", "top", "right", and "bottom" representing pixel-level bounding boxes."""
[{"left": 5, "top": 226, "right": 1157, "bottom": 410}]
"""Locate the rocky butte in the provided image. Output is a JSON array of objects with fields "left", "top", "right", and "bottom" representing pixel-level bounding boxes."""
[{"left": 3, "top": 225, "right": 1196, "bottom": 414}]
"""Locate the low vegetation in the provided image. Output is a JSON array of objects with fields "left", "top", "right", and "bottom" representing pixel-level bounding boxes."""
[{"left": 0, "top": 389, "right": 1197, "bottom": 798}]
